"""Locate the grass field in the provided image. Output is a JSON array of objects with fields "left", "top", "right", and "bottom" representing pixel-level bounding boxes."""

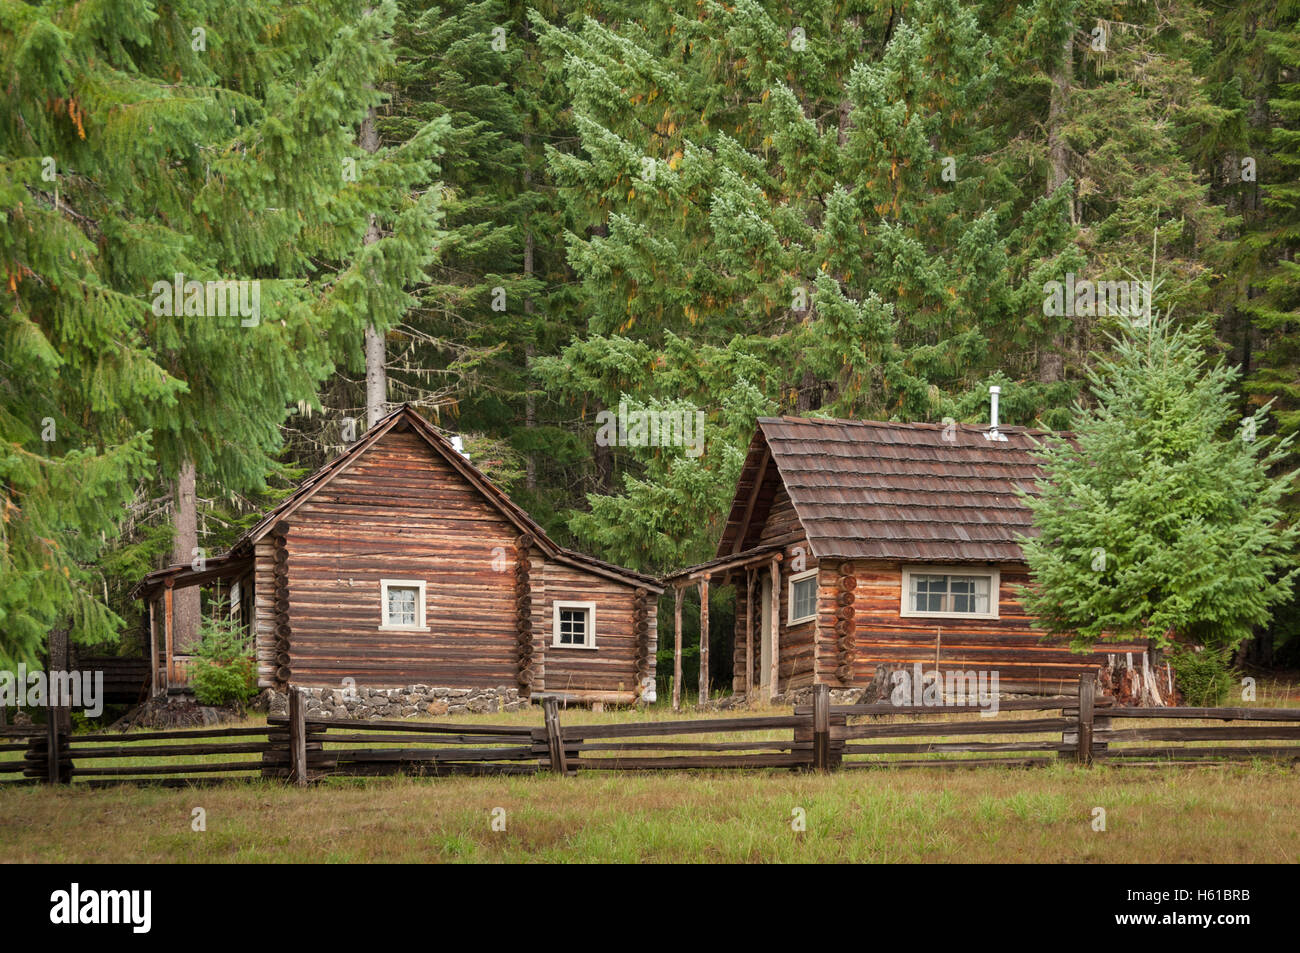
[
  {"left": 1, "top": 683, "right": 1297, "bottom": 863},
  {"left": 0, "top": 761, "right": 1295, "bottom": 863}
]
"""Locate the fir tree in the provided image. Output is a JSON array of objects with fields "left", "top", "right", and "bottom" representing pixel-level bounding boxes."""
[{"left": 1019, "top": 316, "right": 1298, "bottom": 652}]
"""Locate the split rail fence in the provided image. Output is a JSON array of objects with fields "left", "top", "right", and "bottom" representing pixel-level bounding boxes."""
[{"left": 2, "top": 677, "right": 1298, "bottom": 786}]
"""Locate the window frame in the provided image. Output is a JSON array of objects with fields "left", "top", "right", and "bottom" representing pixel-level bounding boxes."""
[
  {"left": 552, "top": 600, "right": 598, "bottom": 650},
  {"left": 787, "top": 568, "right": 819, "bottom": 626},
  {"left": 379, "top": 578, "right": 429, "bottom": 632},
  {"left": 899, "top": 566, "right": 1000, "bottom": 620}
]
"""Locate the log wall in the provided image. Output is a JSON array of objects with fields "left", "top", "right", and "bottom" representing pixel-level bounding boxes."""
[
  {"left": 541, "top": 560, "right": 656, "bottom": 695},
  {"left": 251, "top": 428, "right": 649, "bottom": 694},
  {"left": 835, "top": 560, "right": 1148, "bottom": 695}
]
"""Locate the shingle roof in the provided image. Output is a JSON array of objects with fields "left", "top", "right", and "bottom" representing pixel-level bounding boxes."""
[{"left": 719, "top": 416, "right": 1059, "bottom": 563}]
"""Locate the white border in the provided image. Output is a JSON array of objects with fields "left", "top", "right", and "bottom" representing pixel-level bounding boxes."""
[
  {"left": 379, "top": 578, "right": 429, "bottom": 631},
  {"left": 899, "top": 566, "right": 1000, "bottom": 620},
  {"left": 553, "top": 600, "right": 598, "bottom": 649},
  {"left": 787, "top": 568, "right": 818, "bottom": 625}
]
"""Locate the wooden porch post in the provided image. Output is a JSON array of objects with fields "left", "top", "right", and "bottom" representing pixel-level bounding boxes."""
[
  {"left": 672, "top": 585, "right": 684, "bottom": 712},
  {"left": 697, "top": 576, "right": 709, "bottom": 705},
  {"left": 768, "top": 557, "right": 780, "bottom": 703},
  {"left": 163, "top": 581, "right": 175, "bottom": 691},
  {"left": 147, "top": 597, "right": 158, "bottom": 698},
  {"left": 745, "top": 569, "right": 755, "bottom": 698}
]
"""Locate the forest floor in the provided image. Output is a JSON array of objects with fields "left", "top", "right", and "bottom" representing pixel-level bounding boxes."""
[{"left": 1, "top": 679, "right": 1296, "bottom": 863}]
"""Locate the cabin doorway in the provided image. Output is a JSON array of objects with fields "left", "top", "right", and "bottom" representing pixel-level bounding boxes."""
[{"left": 759, "top": 575, "right": 773, "bottom": 692}]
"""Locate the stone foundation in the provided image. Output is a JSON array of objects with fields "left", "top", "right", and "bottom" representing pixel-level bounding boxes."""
[{"left": 265, "top": 684, "right": 529, "bottom": 720}]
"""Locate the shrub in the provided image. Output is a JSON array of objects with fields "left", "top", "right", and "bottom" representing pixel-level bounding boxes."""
[
  {"left": 190, "top": 607, "right": 257, "bottom": 706},
  {"left": 1168, "top": 646, "right": 1237, "bottom": 707}
]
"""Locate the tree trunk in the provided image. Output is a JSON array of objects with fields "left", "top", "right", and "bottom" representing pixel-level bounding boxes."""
[
  {"left": 523, "top": 151, "right": 537, "bottom": 490},
  {"left": 1096, "top": 647, "right": 1177, "bottom": 707},
  {"left": 47, "top": 626, "right": 72, "bottom": 733},
  {"left": 170, "top": 460, "right": 201, "bottom": 655},
  {"left": 360, "top": 106, "right": 387, "bottom": 429},
  {"left": 1039, "top": 28, "right": 1074, "bottom": 385}
]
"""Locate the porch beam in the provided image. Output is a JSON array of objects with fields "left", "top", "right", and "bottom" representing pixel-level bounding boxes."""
[
  {"left": 745, "top": 568, "right": 755, "bottom": 698},
  {"left": 697, "top": 577, "right": 709, "bottom": 705},
  {"left": 672, "top": 585, "right": 684, "bottom": 712},
  {"left": 163, "top": 581, "right": 174, "bottom": 691},
  {"left": 768, "top": 557, "right": 780, "bottom": 703}
]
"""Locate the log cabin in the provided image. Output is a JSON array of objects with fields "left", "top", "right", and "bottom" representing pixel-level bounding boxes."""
[
  {"left": 664, "top": 401, "right": 1146, "bottom": 704},
  {"left": 132, "top": 405, "right": 663, "bottom": 712}
]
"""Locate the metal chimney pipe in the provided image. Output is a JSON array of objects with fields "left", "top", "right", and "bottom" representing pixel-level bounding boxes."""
[{"left": 989, "top": 385, "right": 1000, "bottom": 431}]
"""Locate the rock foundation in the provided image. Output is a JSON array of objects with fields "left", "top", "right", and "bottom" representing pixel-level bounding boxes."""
[{"left": 264, "top": 684, "right": 529, "bottom": 720}]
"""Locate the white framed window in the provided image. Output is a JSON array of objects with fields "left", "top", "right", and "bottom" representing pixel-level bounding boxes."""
[
  {"left": 552, "top": 601, "right": 597, "bottom": 649},
  {"left": 787, "top": 569, "right": 818, "bottom": 625},
  {"left": 900, "top": 567, "right": 999, "bottom": 620},
  {"left": 380, "top": 578, "right": 429, "bottom": 631}
]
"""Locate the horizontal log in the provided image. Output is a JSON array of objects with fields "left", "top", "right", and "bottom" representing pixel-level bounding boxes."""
[
  {"left": 1096, "top": 726, "right": 1300, "bottom": 743},
  {"left": 313, "top": 733, "right": 534, "bottom": 746},
  {"left": 842, "top": 717, "right": 1073, "bottom": 740},
  {"left": 574, "top": 753, "right": 810, "bottom": 769},
  {"left": 269, "top": 715, "right": 533, "bottom": 736},
  {"left": 562, "top": 715, "right": 805, "bottom": 740},
  {"left": 1100, "top": 745, "right": 1300, "bottom": 760},
  {"left": 73, "top": 726, "right": 274, "bottom": 742},
  {"left": 67, "top": 741, "right": 271, "bottom": 759},
  {"left": 305, "top": 761, "right": 539, "bottom": 778},
  {"left": 841, "top": 757, "right": 1055, "bottom": 769},
  {"left": 1102, "top": 706, "right": 1300, "bottom": 722},
  {"left": 70, "top": 761, "right": 265, "bottom": 777},
  {"left": 306, "top": 747, "right": 537, "bottom": 763},
  {"left": 843, "top": 741, "right": 1075, "bottom": 754},
  {"left": 576, "top": 741, "right": 810, "bottom": 752},
  {"left": 799, "top": 698, "right": 1090, "bottom": 716}
]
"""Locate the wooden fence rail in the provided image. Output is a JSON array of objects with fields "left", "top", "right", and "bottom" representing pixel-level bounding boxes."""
[{"left": 2, "top": 677, "right": 1298, "bottom": 786}]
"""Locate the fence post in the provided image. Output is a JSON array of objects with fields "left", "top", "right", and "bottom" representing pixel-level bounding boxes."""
[
  {"left": 45, "top": 704, "right": 60, "bottom": 784},
  {"left": 812, "top": 684, "right": 830, "bottom": 772},
  {"left": 1076, "top": 673, "right": 1094, "bottom": 766},
  {"left": 288, "top": 687, "right": 307, "bottom": 786},
  {"left": 542, "top": 697, "right": 567, "bottom": 775}
]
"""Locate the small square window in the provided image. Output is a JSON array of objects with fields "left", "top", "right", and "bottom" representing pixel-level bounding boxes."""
[
  {"left": 553, "top": 602, "right": 597, "bottom": 649},
  {"left": 788, "top": 569, "right": 818, "bottom": 625},
  {"left": 380, "top": 579, "right": 428, "bottom": 631}
]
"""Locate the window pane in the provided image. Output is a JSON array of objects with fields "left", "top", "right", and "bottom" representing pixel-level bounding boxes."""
[
  {"left": 912, "top": 575, "right": 946, "bottom": 612},
  {"left": 559, "top": 608, "right": 587, "bottom": 645},
  {"left": 388, "top": 587, "right": 418, "bottom": 626},
  {"left": 910, "top": 574, "right": 992, "bottom": 614},
  {"left": 792, "top": 577, "right": 817, "bottom": 620}
]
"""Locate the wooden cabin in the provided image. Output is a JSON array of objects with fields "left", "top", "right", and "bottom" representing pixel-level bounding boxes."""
[
  {"left": 133, "top": 405, "right": 662, "bottom": 710},
  {"left": 665, "top": 414, "right": 1145, "bottom": 702}
]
